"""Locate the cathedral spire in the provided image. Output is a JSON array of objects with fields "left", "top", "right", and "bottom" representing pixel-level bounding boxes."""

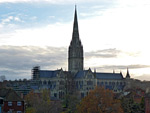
[
  {"left": 68, "top": 6, "right": 84, "bottom": 74},
  {"left": 70, "top": 5, "right": 82, "bottom": 46}
]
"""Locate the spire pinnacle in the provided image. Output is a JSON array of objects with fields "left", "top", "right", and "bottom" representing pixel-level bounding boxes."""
[
  {"left": 70, "top": 5, "right": 82, "bottom": 47},
  {"left": 126, "top": 67, "right": 130, "bottom": 78}
]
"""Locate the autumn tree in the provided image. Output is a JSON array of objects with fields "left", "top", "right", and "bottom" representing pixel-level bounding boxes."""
[
  {"left": 77, "top": 86, "right": 124, "bottom": 113},
  {"left": 25, "top": 89, "right": 62, "bottom": 113}
]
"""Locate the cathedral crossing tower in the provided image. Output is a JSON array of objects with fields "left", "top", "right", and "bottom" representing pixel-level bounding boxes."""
[{"left": 68, "top": 6, "right": 84, "bottom": 74}]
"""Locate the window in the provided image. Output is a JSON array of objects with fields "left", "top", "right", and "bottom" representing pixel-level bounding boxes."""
[
  {"left": 54, "top": 93, "right": 57, "bottom": 97},
  {"left": 87, "top": 81, "right": 93, "bottom": 85},
  {"left": 8, "top": 102, "right": 12, "bottom": 106},
  {"left": 17, "top": 111, "right": 22, "bottom": 113},
  {"left": 97, "top": 81, "right": 100, "bottom": 85},
  {"left": 17, "top": 101, "right": 22, "bottom": 106},
  {"left": 81, "top": 93, "right": 84, "bottom": 98},
  {"left": 48, "top": 81, "right": 51, "bottom": 85},
  {"left": 120, "top": 82, "right": 122, "bottom": 85},
  {"left": 43, "top": 81, "right": 47, "bottom": 85}
]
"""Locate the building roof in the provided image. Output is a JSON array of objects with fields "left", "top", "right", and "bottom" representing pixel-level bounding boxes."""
[
  {"left": 74, "top": 70, "right": 89, "bottom": 78},
  {"left": 39, "top": 69, "right": 61, "bottom": 78},
  {"left": 0, "top": 88, "right": 23, "bottom": 101},
  {"left": 96, "top": 73, "right": 124, "bottom": 80},
  {"left": 74, "top": 70, "right": 124, "bottom": 80}
]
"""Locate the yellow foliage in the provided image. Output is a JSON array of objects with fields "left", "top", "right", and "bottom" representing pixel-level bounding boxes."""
[{"left": 77, "top": 86, "right": 124, "bottom": 113}]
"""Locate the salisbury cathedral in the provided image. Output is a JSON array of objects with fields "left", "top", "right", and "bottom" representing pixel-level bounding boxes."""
[{"left": 32, "top": 7, "right": 130, "bottom": 99}]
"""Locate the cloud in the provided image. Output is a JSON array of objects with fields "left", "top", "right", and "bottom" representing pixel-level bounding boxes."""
[
  {"left": 14, "top": 17, "right": 21, "bottom": 22},
  {"left": 0, "top": 0, "right": 113, "bottom": 4},
  {"left": 90, "top": 64, "right": 150, "bottom": 70},
  {"left": 0, "top": 46, "right": 67, "bottom": 80},
  {"left": 1, "top": 16, "right": 23, "bottom": 24},
  {"left": 1, "top": 16, "right": 13, "bottom": 24},
  {"left": 0, "top": 45, "right": 150, "bottom": 81},
  {"left": 134, "top": 74, "right": 150, "bottom": 81},
  {"left": 85, "top": 48, "right": 121, "bottom": 58}
]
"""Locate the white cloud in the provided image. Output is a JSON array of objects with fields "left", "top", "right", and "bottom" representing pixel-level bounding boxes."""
[
  {"left": 1, "top": 16, "right": 23, "bottom": 25},
  {"left": 1, "top": 16, "right": 13, "bottom": 24},
  {"left": 14, "top": 17, "right": 21, "bottom": 22},
  {"left": 0, "top": 22, "right": 72, "bottom": 47},
  {"left": 0, "top": 0, "right": 113, "bottom": 4},
  {"left": 30, "top": 16, "right": 37, "bottom": 20}
]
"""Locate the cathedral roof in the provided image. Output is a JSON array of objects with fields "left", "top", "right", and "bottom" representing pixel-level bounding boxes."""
[
  {"left": 74, "top": 70, "right": 124, "bottom": 80},
  {"left": 39, "top": 70, "right": 61, "bottom": 78},
  {"left": 96, "top": 73, "right": 124, "bottom": 80},
  {"left": 74, "top": 70, "right": 89, "bottom": 78}
]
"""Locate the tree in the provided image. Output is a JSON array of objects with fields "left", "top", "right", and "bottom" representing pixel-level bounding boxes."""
[
  {"left": 63, "top": 92, "right": 80, "bottom": 113},
  {"left": 77, "top": 86, "right": 123, "bottom": 113},
  {"left": 25, "top": 89, "right": 62, "bottom": 113},
  {"left": 121, "top": 96, "right": 145, "bottom": 113}
]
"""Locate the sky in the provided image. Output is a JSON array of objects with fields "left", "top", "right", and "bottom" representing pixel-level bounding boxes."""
[{"left": 0, "top": 0, "right": 150, "bottom": 81}]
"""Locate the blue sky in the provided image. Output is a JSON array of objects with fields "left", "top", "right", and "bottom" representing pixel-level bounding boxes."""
[{"left": 0, "top": 0, "right": 150, "bottom": 81}]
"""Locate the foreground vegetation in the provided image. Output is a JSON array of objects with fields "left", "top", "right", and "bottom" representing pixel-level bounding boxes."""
[{"left": 25, "top": 87, "right": 145, "bottom": 113}]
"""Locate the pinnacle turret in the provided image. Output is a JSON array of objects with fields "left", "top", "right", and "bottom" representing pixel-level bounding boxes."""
[{"left": 126, "top": 68, "right": 130, "bottom": 78}]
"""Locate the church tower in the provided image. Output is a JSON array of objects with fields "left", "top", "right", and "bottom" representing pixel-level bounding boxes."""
[{"left": 68, "top": 6, "right": 84, "bottom": 74}]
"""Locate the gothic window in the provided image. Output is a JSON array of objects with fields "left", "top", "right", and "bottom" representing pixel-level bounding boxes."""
[
  {"left": 97, "top": 81, "right": 100, "bottom": 86},
  {"left": 113, "top": 82, "right": 115, "bottom": 85},
  {"left": 60, "top": 81, "right": 64, "bottom": 85},
  {"left": 109, "top": 82, "right": 111, "bottom": 85},
  {"left": 39, "top": 81, "right": 42, "bottom": 85},
  {"left": 43, "top": 80, "right": 47, "bottom": 85},
  {"left": 81, "top": 93, "right": 84, "bottom": 98},
  {"left": 87, "top": 81, "right": 93, "bottom": 85},
  {"left": 117, "top": 82, "right": 119, "bottom": 85},
  {"left": 48, "top": 81, "right": 51, "bottom": 85},
  {"left": 81, "top": 81, "right": 83, "bottom": 85},
  {"left": 120, "top": 82, "right": 122, "bottom": 85},
  {"left": 54, "top": 93, "right": 57, "bottom": 98}
]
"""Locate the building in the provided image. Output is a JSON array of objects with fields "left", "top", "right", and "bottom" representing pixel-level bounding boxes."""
[
  {"left": 0, "top": 88, "right": 25, "bottom": 113},
  {"left": 32, "top": 7, "right": 130, "bottom": 99}
]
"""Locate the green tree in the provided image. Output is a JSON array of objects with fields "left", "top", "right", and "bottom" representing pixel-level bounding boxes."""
[
  {"left": 63, "top": 92, "right": 80, "bottom": 113},
  {"left": 121, "top": 97, "right": 145, "bottom": 113}
]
